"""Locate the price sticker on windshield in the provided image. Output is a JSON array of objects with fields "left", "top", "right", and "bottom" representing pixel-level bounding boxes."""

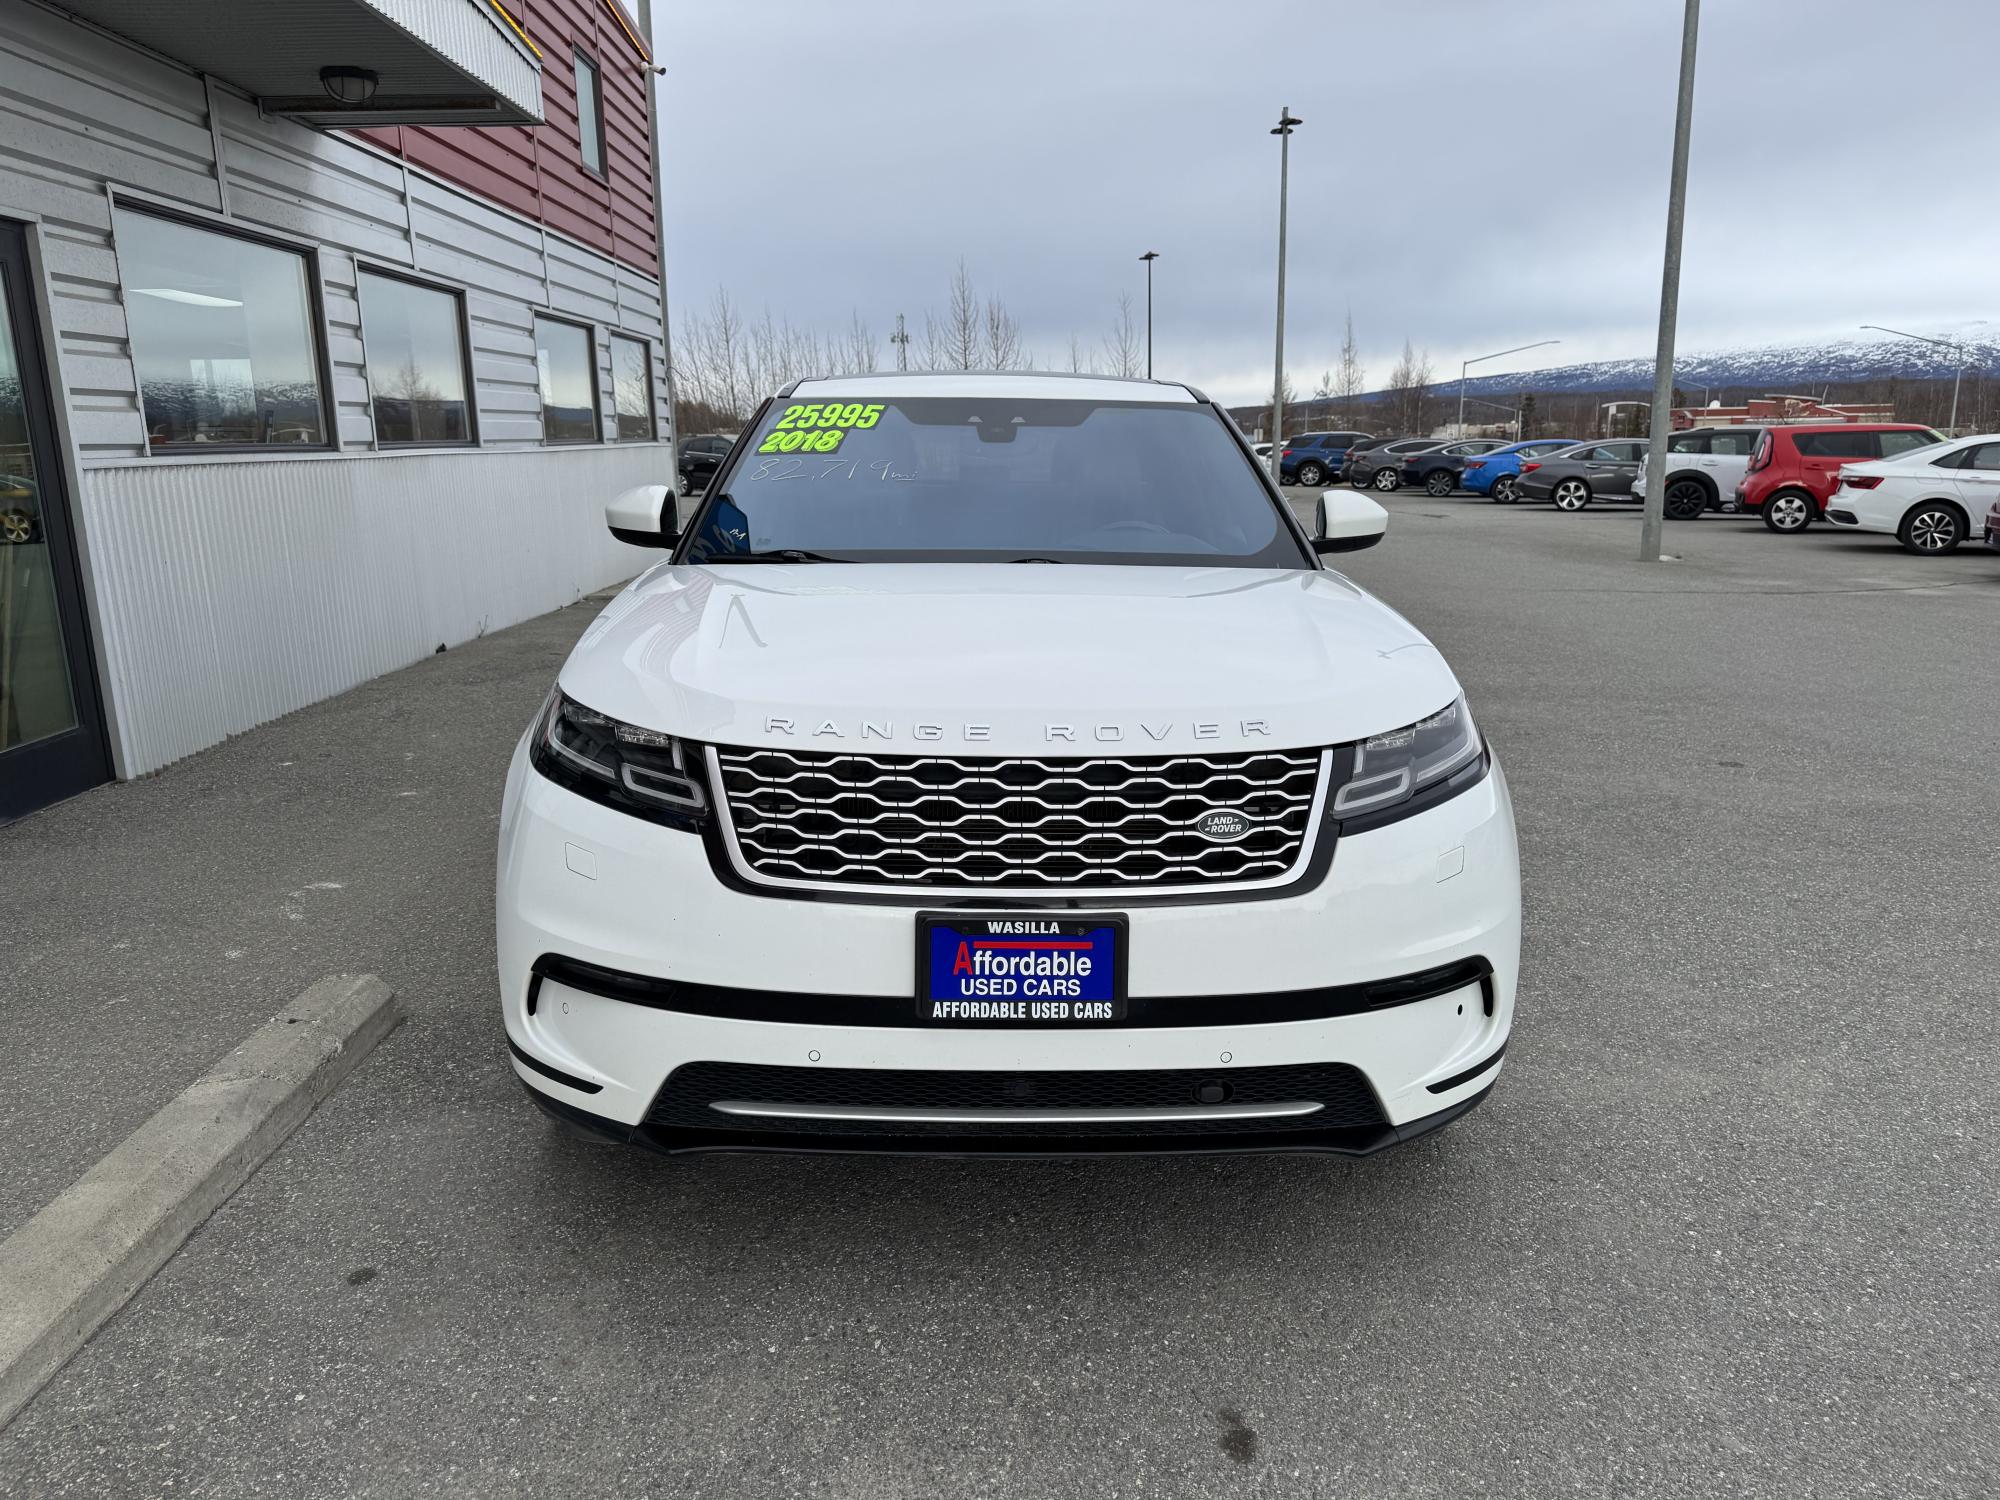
[{"left": 755, "top": 401, "right": 886, "bottom": 454}]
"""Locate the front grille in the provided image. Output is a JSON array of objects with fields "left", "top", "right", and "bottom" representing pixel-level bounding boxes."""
[
  {"left": 646, "top": 1061, "right": 1386, "bottom": 1138},
  {"left": 713, "top": 745, "right": 1325, "bottom": 891}
]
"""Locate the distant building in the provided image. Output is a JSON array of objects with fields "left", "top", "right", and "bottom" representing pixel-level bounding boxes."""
[{"left": 1672, "top": 397, "right": 1897, "bottom": 429}]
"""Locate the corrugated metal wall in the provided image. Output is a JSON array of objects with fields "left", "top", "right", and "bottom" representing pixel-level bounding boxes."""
[
  {"left": 0, "top": 1, "right": 681, "bottom": 779},
  {"left": 81, "top": 448, "right": 667, "bottom": 776}
]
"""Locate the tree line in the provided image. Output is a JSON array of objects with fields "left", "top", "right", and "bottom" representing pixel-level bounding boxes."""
[{"left": 670, "top": 259, "right": 1150, "bottom": 435}]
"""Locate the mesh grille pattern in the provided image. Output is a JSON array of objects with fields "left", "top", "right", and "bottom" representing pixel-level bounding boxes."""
[
  {"left": 647, "top": 1061, "right": 1387, "bottom": 1138},
  {"left": 714, "top": 745, "right": 1323, "bottom": 890}
]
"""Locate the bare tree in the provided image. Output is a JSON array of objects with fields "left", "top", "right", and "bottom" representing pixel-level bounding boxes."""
[
  {"left": 842, "top": 311, "right": 878, "bottom": 374},
  {"left": 1067, "top": 331, "right": 1094, "bottom": 374},
  {"left": 1386, "top": 338, "right": 1432, "bottom": 434},
  {"left": 943, "top": 258, "right": 980, "bottom": 370},
  {"left": 1102, "top": 293, "right": 1143, "bottom": 378},
  {"left": 984, "top": 296, "right": 1024, "bottom": 371},
  {"left": 1335, "top": 311, "right": 1366, "bottom": 421}
]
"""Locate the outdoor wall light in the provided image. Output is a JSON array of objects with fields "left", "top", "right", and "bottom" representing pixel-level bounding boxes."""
[{"left": 319, "top": 67, "right": 380, "bottom": 105}]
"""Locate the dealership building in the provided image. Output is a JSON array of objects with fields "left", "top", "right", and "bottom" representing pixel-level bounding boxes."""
[{"left": 0, "top": 0, "right": 675, "bottom": 820}]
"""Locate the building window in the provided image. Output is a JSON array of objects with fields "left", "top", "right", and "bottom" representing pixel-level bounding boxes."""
[
  {"left": 114, "top": 207, "right": 327, "bottom": 449},
  {"left": 534, "top": 316, "right": 598, "bottom": 443},
  {"left": 574, "top": 52, "right": 606, "bottom": 177},
  {"left": 610, "top": 334, "right": 654, "bottom": 441},
  {"left": 358, "top": 270, "right": 473, "bottom": 446}
]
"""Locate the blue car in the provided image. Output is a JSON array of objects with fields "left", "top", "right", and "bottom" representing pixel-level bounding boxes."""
[
  {"left": 1459, "top": 438, "right": 1584, "bottom": 503},
  {"left": 1278, "top": 430, "right": 1372, "bottom": 487}
]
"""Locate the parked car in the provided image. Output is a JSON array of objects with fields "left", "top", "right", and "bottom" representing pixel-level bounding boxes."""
[
  {"left": 0, "top": 472, "right": 39, "bottom": 543},
  {"left": 1733, "top": 423, "right": 1942, "bottom": 534},
  {"left": 1988, "top": 494, "right": 2000, "bottom": 553},
  {"left": 677, "top": 433, "right": 736, "bottom": 495},
  {"left": 1823, "top": 433, "right": 1999, "bottom": 554},
  {"left": 1338, "top": 436, "right": 1393, "bottom": 485},
  {"left": 1402, "top": 439, "right": 1512, "bottom": 497},
  {"left": 1251, "top": 442, "right": 1273, "bottom": 462},
  {"left": 1629, "top": 426, "right": 1765, "bottom": 519},
  {"left": 1461, "top": 439, "right": 1584, "bottom": 503},
  {"left": 1514, "top": 440, "right": 1647, "bottom": 510},
  {"left": 1350, "top": 439, "right": 1447, "bottom": 492},
  {"left": 1280, "top": 431, "right": 1372, "bottom": 487},
  {"left": 504, "top": 372, "right": 1520, "bottom": 1158}
]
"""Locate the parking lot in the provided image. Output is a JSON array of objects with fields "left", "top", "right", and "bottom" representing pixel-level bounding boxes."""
[{"left": 3, "top": 490, "right": 1996, "bottom": 1497}]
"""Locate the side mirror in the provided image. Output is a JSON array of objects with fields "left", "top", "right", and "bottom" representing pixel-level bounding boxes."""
[
  {"left": 1313, "top": 491, "right": 1388, "bottom": 554},
  {"left": 605, "top": 484, "right": 679, "bottom": 548}
]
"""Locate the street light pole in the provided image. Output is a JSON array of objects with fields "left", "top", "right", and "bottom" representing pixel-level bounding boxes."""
[
  {"left": 1860, "top": 324, "right": 1965, "bottom": 433},
  {"left": 1139, "top": 251, "right": 1159, "bottom": 379},
  {"left": 1268, "top": 108, "right": 1301, "bottom": 480},
  {"left": 1640, "top": 0, "right": 1702, "bottom": 563},
  {"left": 1458, "top": 339, "right": 1560, "bottom": 438}
]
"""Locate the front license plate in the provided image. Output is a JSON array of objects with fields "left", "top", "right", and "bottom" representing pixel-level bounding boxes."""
[{"left": 915, "top": 913, "right": 1128, "bottom": 1024}]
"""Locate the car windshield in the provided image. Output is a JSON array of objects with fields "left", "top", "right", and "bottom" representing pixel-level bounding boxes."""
[{"left": 681, "top": 394, "right": 1307, "bottom": 567}]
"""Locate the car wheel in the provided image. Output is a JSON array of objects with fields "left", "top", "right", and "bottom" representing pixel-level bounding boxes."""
[
  {"left": 1425, "top": 470, "right": 1455, "bottom": 497},
  {"left": 1762, "top": 490, "right": 1815, "bottom": 533},
  {"left": 1297, "top": 460, "right": 1326, "bottom": 487},
  {"left": 1492, "top": 474, "right": 1519, "bottom": 504},
  {"left": 0, "top": 508, "right": 32, "bottom": 544},
  {"left": 1552, "top": 478, "right": 1591, "bottom": 511},
  {"left": 1663, "top": 477, "right": 1711, "bottom": 521},
  {"left": 1372, "top": 468, "right": 1401, "bottom": 492},
  {"left": 1897, "top": 502, "right": 1965, "bottom": 555}
]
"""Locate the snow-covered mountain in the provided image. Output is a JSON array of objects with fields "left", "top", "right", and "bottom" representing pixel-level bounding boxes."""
[{"left": 1429, "top": 320, "right": 1998, "bottom": 401}]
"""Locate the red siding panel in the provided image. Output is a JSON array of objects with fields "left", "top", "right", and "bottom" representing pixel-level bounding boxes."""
[{"left": 346, "top": 0, "right": 657, "bottom": 277}]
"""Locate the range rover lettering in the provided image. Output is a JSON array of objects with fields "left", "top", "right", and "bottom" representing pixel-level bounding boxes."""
[{"left": 497, "top": 372, "right": 1521, "bottom": 1156}]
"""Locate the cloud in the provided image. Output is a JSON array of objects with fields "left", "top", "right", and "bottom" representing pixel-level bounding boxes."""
[{"left": 660, "top": 0, "right": 1999, "bottom": 404}]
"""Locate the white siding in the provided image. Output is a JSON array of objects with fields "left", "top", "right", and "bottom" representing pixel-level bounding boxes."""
[
  {"left": 80, "top": 446, "right": 673, "bottom": 776},
  {"left": 1, "top": 0, "right": 678, "bottom": 778}
]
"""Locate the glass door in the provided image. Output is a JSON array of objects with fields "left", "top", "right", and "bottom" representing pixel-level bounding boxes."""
[{"left": 0, "top": 221, "right": 109, "bottom": 820}]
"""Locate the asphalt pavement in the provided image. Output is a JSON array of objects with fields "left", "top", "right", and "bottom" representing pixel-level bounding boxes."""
[{"left": 2, "top": 493, "right": 1996, "bottom": 1497}]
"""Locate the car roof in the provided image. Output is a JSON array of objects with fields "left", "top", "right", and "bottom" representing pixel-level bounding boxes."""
[
  {"left": 788, "top": 371, "right": 1198, "bottom": 403},
  {"left": 1776, "top": 421, "right": 1932, "bottom": 433}
]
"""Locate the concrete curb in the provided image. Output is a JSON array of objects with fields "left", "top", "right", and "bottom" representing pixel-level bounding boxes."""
[{"left": 0, "top": 974, "right": 402, "bottom": 1431}]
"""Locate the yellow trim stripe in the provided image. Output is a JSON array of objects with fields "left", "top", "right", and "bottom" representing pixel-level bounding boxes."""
[
  {"left": 600, "top": 0, "right": 652, "bottom": 64},
  {"left": 486, "top": 0, "right": 543, "bottom": 60}
]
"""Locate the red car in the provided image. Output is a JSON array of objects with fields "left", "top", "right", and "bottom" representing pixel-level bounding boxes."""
[{"left": 1735, "top": 423, "right": 1943, "bottom": 534}]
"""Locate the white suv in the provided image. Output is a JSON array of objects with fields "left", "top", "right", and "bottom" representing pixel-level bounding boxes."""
[{"left": 496, "top": 373, "right": 1520, "bottom": 1157}]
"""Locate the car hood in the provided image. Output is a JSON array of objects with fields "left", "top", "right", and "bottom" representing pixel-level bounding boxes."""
[{"left": 557, "top": 563, "right": 1462, "bottom": 756}]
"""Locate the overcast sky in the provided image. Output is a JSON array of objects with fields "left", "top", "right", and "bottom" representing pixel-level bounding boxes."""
[{"left": 659, "top": 0, "right": 1998, "bottom": 405}]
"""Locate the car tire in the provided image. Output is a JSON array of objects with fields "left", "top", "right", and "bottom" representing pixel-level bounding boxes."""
[
  {"left": 1425, "top": 470, "right": 1455, "bottom": 497},
  {"left": 1372, "top": 468, "right": 1401, "bottom": 492},
  {"left": 1491, "top": 474, "right": 1519, "bottom": 504},
  {"left": 1897, "top": 501, "right": 1966, "bottom": 555},
  {"left": 1552, "top": 478, "right": 1591, "bottom": 511},
  {"left": 1762, "top": 490, "right": 1816, "bottom": 533},
  {"left": 1297, "top": 460, "right": 1326, "bottom": 487},
  {"left": 0, "top": 508, "right": 33, "bottom": 544},
  {"left": 1663, "top": 476, "right": 1712, "bottom": 521}
]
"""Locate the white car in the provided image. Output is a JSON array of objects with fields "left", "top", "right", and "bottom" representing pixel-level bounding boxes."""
[
  {"left": 496, "top": 372, "right": 1520, "bottom": 1157},
  {"left": 1631, "top": 425, "right": 1764, "bottom": 518},
  {"left": 1825, "top": 434, "right": 2000, "bottom": 553}
]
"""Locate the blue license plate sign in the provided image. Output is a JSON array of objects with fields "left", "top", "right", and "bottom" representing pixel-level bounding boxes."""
[{"left": 916, "top": 913, "right": 1127, "bottom": 1024}]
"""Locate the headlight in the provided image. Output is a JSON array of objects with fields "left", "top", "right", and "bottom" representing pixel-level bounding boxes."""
[
  {"left": 1331, "top": 697, "right": 1484, "bottom": 829},
  {"left": 529, "top": 689, "right": 708, "bottom": 829}
]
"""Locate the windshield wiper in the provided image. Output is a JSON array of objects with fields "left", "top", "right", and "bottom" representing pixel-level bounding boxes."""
[
  {"left": 702, "top": 549, "right": 855, "bottom": 565},
  {"left": 1006, "top": 556, "right": 1067, "bottom": 564}
]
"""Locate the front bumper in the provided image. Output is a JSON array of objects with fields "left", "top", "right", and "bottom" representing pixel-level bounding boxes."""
[{"left": 496, "top": 736, "right": 1522, "bottom": 1155}]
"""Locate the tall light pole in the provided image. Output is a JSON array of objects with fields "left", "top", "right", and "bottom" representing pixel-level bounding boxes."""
[
  {"left": 1268, "top": 107, "right": 1302, "bottom": 479},
  {"left": 1640, "top": 0, "right": 1702, "bottom": 563},
  {"left": 1861, "top": 324, "right": 1965, "bottom": 433},
  {"left": 1458, "top": 340, "right": 1559, "bottom": 437},
  {"left": 1139, "top": 251, "right": 1160, "bottom": 378}
]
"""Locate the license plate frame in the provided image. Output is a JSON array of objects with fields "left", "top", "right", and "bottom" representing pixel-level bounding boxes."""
[{"left": 914, "top": 912, "right": 1129, "bottom": 1025}]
